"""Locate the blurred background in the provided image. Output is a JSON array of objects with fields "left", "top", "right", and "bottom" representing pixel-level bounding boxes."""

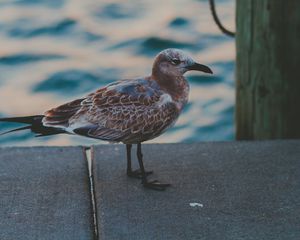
[{"left": 0, "top": 0, "right": 235, "bottom": 146}]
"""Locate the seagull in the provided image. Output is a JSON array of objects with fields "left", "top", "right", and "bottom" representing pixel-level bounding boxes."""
[{"left": 0, "top": 48, "right": 212, "bottom": 190}]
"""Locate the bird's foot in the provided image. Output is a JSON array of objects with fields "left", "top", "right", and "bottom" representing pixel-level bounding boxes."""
[
  {"left": 127, "top": 169, "right": 153, "bottom": 179},
  {"left": 142, "top": 180, "right": 171, "bottom": 191}
]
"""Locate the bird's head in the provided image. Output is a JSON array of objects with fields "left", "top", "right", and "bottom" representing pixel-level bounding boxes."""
[{"left": 152, "top": 48, "right": 213, "bottom": 77}]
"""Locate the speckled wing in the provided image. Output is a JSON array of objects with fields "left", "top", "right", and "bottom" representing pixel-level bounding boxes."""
[
  {"left": 43, "top": 79, "right": 179, "bottom": 143},
  {"left": 42, "top": 98, "right": 84, "bottom": 127}
]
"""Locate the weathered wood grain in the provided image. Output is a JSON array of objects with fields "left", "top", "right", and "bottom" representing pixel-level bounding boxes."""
[
  {"left": 0, "top": 147, "right": 94, "bottom": 240},
  {"left": 92, "top": 141, "right": 300, "bottom": 240},
  {"left": 236, "top": 0, "right": 300, "bottom": 139}
]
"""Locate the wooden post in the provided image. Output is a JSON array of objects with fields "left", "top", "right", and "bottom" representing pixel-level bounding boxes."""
[{"left": 236, "top": 0, "right": 300, "bottom": 139}]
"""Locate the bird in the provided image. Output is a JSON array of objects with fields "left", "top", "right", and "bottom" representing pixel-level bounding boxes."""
[{"left": 0, "top": 48, "right": 212, "bottom": 190}]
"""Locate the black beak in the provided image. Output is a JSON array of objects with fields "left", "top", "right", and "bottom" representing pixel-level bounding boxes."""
[{"left": 186, "top": 63, "right": 213, "bottom": 74}]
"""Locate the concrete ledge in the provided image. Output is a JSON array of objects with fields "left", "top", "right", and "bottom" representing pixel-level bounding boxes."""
[
  {"left": 0, "top": 140, "right": 299, "bottom": 240},
  {"left": 0, "top": 146, "right": 94, "bottom": 240},
  {"left": 92, "top": 140, "right": 300, "bottom": 240}
]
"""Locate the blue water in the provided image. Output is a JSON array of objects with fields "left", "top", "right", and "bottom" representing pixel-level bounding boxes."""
[{"left": 0, "top": 0, "right": 235, "bottom": 146}]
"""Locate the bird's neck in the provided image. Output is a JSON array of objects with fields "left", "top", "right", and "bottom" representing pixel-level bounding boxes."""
[{"left": 151, "top": 70, "right": 189, "bottom": 109}]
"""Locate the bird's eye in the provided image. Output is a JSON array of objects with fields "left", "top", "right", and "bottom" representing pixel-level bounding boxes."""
[{"left": 171, "top": 58, "right": 181, "bottom": 65}]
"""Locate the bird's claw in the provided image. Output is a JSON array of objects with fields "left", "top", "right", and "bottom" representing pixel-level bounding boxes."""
[
  {"left": 143, "top": 180, "right": 171, "bottom": 191},
  {"left": 127, "top": 169, "right": 153, "bottom": 179}
]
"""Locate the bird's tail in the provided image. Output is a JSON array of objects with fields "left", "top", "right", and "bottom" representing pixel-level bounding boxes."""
[{"left": 0, "top": 115, "right": 65, "bottom": 137}]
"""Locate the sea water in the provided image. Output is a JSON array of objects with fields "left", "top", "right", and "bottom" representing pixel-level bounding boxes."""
[{"left": 0, "top": 0, "right": 235, "bottom": 146}]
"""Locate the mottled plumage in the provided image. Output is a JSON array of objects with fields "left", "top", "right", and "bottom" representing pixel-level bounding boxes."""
[
  {"left": 0, "top": 48, "right": 212, "bottom": 190},
  {"left": 43, "top": 78, "right": 180, "bottom": 144}
]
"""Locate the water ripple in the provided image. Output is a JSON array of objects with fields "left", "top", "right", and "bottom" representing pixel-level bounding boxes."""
[
  {"left": 169, "top": 17, "right": 189, "bottom": 27},
  {"left": 0, "top": 53, "right": 65, "bottom": 65},
  {"left": 33, "top": 69, "right": 120, "bottom": 96},
  {"left": 138, "top": 37, "right": 197, "bottom": 56},
  {"left": 187, "top": 75, "right": 222, "bottom": 85},
  {"left": 95, "top": 3, "right": 142, "bottom": 19},
  {"left": 11, "top": 0, "right": 64, "bottom": 8},
  {"left": 9, "top": 18, "right": 76, "bottom": 38}
]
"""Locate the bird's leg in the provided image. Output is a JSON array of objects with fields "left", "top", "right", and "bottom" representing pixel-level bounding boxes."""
[
  {"left": 126, "top": 144, "right": 133, "bottom": 176},
  {"left": 126, "top": 144, "right": 152, "bottom": 179},
  {"left": 136, "top": 143, "right": 171, "bottom": 190}
]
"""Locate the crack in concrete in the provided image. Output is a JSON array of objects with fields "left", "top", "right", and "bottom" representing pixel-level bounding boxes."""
[{"left": 83, "top": 146, "right": 98, "bottom": 240}]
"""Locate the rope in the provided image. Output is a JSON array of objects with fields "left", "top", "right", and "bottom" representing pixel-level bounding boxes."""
[{"left": 209, "top": 0, "right": 235, "bottom": 37}]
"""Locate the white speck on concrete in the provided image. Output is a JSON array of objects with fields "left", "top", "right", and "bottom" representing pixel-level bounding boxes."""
[{"left": 189, "top": 202, "right": 204, "bottom": 208}]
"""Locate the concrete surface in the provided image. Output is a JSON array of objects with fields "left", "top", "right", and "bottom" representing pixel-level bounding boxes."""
[
  {"left": 92, "top": 140, "right": 300, "bottom": 240},
  {"left": 0, "top": 141, "right": 299, "bottom": 240},
  {"left": 0, "top": 146, "right": 94, "bottom": 240}
]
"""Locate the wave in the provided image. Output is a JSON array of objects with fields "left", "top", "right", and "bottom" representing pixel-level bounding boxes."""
[
  {"left": 33, "top": 69, "right": 120, "bottom": 96},
  {"left": 0, "top": 53, "right": 65, "bottom": 65},
  {"left": 9, "top": 18, "right": 76, "bottom": 38}
]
